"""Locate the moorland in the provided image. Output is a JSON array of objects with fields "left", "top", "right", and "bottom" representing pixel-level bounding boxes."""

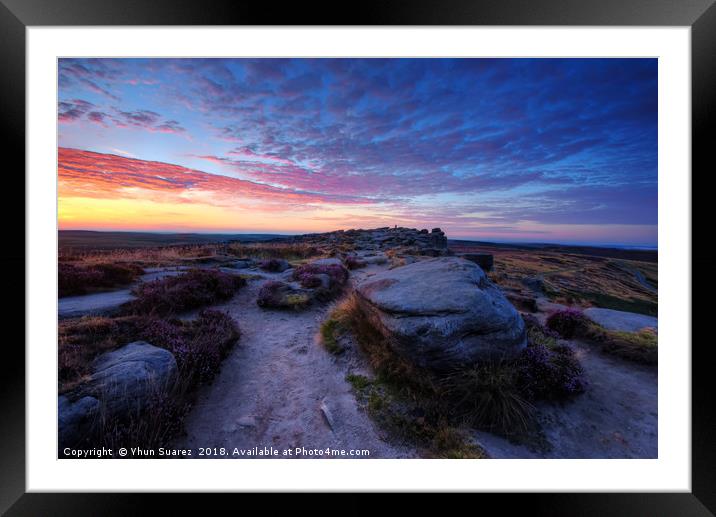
[{"left": 57, "top": 227, "right": 657, "bottom": 459}]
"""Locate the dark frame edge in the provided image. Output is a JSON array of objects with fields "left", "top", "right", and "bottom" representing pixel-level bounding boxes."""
[
  {"left": 0, "top": 0, "right": 26, "bottom": 515},
  {"left": 2, "top": 0, "right": 714, "bottom": 515},
  {"left": 691, "top": 0, "right": 716, "bottom": 514}
]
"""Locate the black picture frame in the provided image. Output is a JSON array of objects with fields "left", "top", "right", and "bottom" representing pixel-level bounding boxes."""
[{"left": 2, "top": 0, "right": 713, "bottom": 514}]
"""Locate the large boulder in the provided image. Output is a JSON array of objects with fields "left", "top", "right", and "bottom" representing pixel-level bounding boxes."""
[
  {"left": 59, "top": 342, "right": 177, "bottom": 448},
  {"left": 78, "top": 341, "right": 178, "bottom": 418},
  {"left": 355, "top": 257, "right": 526, "bottom": 370}
]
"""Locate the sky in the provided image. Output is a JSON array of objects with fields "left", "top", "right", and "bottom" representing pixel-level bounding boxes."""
[{"left": 58, "top": 58, "right": 658, "bottom": 246}]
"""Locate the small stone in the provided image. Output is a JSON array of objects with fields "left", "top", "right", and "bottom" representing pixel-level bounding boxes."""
[
  {"left": 320, "top": 399, "right": 336, "bottom": 432},
  {"left": 236, "top": 416, "right": 257, "bottom": 428}
]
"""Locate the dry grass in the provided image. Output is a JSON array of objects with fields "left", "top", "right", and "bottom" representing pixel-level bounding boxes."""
[
  {"left": 228, "top": 242, "right": 322, "bottom": 261},
  {"left": 59, "top": 244, "right": 224, "bottom": 267},
  {"left": 583, "top": 325, "right": 658, "bottom": 365},
  {"left": 455, "top": 244, "right": 658, "bottom": 316},
  {"left": 59, "top": 241, "right": 324, "bottom": 270}
]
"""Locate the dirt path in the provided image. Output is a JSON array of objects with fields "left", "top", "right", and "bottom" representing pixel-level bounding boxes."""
[
  {"left": 174, "top": 275, "right": 415, "bottom": 459},
  {"left": 474, "top": 341, "right": 657, "bottom": 458}
]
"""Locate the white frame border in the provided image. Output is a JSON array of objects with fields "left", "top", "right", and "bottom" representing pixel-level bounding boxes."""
[{"left": 27, "top": 26, "right": 690, "bottom": 492}]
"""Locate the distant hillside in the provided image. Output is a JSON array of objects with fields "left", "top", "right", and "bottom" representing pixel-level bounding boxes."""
[
  {"left": 448, "top": 239, "right": 658, "bottom": 263},
  {"left": 58, "top": 230, "right": 291, "bottom": 250}
]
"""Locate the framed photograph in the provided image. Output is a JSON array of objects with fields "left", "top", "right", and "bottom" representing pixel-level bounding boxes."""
[{"left": 3, "top": 0, "right": 713, "bottom": 513}]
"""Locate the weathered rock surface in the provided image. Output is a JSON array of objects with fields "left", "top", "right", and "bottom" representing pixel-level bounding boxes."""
[
  {"left": 58, "top": 289, "right": 136, "bottom": 319},
  {"left": 58, "top": 395, "right": 100, "bottom": 448},
  {"left": 355, "top": 257, "right": 527, "bottom": 370},
  {"left": 583, "top": 307, "right": 658, "bottom": 332},
  {"left": 78, "top": 342, "right": 178, "bottom": 417},
  {"left": 294, "top": 226, "right": 450, "bottom": 256},
  {"left": 59, "top": 342, "right": 178, "bottom": 448}
]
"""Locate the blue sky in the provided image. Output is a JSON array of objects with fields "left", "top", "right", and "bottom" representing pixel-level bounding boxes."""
[{"left": 58, "top": 58, "right": 658, "bottom": 246}]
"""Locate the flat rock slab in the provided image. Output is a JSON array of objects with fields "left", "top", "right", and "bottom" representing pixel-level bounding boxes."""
[
  {"left": 583, "top": 308, "right": 657, "bottom": 332},
  {"left": 309, "top": 258, "right": 344, "bottom": 267},
  {"left": 138, "top": 269, "right": 187, "bottom": 282},
  {"left": 58, "top": 289, "right": 135, "bottom": 319}
]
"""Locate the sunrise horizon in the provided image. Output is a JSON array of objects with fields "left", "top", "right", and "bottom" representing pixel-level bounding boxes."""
[{"left": 58, "top": 58, "right": 657, "bottom": 248}]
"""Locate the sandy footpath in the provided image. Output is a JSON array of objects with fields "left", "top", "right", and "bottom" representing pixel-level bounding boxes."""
[{"left": 174, "top": 276, "right": 415, "bottom": 458}]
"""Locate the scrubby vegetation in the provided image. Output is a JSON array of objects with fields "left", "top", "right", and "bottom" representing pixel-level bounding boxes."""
[
  {"left": 122, "top": 269, "right": 245, "bottom": 316},
  {"left": 59, "top": 310, "right": 239, "bottom": 393},
  {"left": 292, "top": 263, "right": 349, "bottom": 300},
  {"left": 60, "top": 240, "right": 324, "bottom": 271},
  {"left": 545, "top": 308, "right": 589, "bottom": 338},
  {"left": 546, "top": 309, "right": 657, "bottom": 364},
  {"left": 59, "top": 262, "right": 144, "bottom": 297},
  {"left": 59, "top": 244, "right": 227, "bottom": 268},
  {"left": 228, "top": 242, "right": 321, "bottom": 261},
  {"left": 293, "top": 263, "right": 348, "bottom": 286},
  {"left": 58, "top": 309, "right": 239, "bottom": 453},
  {"left": 319, "top": 304, "right": 353, "bottom": 355},
  {"left": 256, "top": 281, "right": 311, "bottom": 310},
  {"left": 461, "top": 242, "right": 658, "bottom": 317},
  {"left": 343, "top": 256, "right": 366, "bottom": 270},
  {"left": 326, "top": 295, "right": 587, "bottom": 457},
  {"left": 258, "top": 258, "right": 289, "bottom": 272}
]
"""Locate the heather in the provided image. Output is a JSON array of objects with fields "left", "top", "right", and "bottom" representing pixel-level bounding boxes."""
[
  {"left": 59, "top": 310, "right": 239, "bottom": 393},
  {"left": 258, "top": 258, "right": 289, "bottom": 272},
  {"left": 58, "top": 309, "right": 239, "bottom": 453},
  {"left": 59, "top": 262, "right": 144, "bottom": 297},
  {"left": 122, "top": 268, "right": 245, "bottom": 316},
  {"left": 545, "top": 308, "right": 590, "bottom": 338},
  {"left": 292, "top": 263, "right": 348, "bottom": 295}
]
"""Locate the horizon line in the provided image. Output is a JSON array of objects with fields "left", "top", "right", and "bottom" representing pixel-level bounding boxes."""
[{"left": 58, "top": 228, "right": 658, "bottom": 250}]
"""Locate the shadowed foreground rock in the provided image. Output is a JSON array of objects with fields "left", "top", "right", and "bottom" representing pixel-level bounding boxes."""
[
  {"left": 59, "top": 342, "right": 178, "bottom": 448},
  {"left": 461, "top": 252, "right": 494, "bottom": 271},
  {"left": 82, "top": 342, "right": 178, "bottom": 415},
  {"left": 355, "top": 257, "right": 526, "bottom": 370}
]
